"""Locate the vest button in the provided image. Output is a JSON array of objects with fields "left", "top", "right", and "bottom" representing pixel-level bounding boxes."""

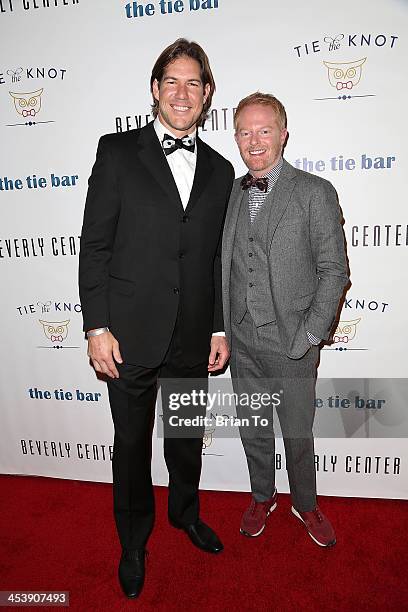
[
  {"left": 249, "top": 283, "right": 254, "bottom": 287},
  {"left": 249, "top": 268, "right": 253, "bottom": 273},
  {"left": 249, "top": 237, "right": 254, "bottom": 242},
  {"left": 248, "top": 252, "right": 253, "bottom": 257}
]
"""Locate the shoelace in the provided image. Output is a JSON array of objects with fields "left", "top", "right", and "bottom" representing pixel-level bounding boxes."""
[{"left": 315, "top": 508, "right": 324, "bottom": 523}]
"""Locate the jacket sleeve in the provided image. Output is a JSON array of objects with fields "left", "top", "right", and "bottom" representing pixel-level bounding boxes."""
[
  {"left": 78, "top": 135, "right": 121, "bottom": 332},
  {"left": 305, "top": 179, "right": 349, "bottom": 341}
]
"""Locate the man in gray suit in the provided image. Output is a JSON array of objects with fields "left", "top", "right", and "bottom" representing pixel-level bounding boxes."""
[{"left": 222, "top": 92, "right": 348, "bottom": 546}]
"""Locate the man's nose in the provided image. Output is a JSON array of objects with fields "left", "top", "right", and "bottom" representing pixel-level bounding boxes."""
[
  {"left": 249, "top": 132, "right": 259, "bottom": 146},
  {"left": 175, "top": 83, "right": 188, "bottom": 98}
]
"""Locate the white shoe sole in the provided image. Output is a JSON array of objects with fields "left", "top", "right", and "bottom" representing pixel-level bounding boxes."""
[
  {"left": 240, "top": 501, "right": 277, "bottom": 538},
  {"left": 291, "top": 506, "right": 336, "bottom": 547}
]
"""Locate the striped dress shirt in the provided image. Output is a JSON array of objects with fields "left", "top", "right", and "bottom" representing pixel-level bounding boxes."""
[{"left": 248, "top": 157, "right": 283, "bottom": 223}]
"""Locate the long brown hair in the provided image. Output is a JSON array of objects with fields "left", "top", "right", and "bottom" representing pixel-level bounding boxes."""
[{"left": 150, "top": 38, "right": 215, "bottom": 127}]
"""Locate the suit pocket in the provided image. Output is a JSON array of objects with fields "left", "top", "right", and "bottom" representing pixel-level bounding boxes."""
[
  {"left": 109, "top": 274, "right": 135, "bottom": 296},
  {"left": 278, "top": 218, "right": 304, "bottom": 228},
  {"left": 293, "top": 292, "right": 314, "bottom": 311}
]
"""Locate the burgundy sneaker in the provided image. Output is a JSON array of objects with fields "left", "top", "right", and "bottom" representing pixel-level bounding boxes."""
[
  {"left": 240, "top": 490, "right": 277, "bottom": 537},
  {"left": 291, "top": 505, "right": 336, "bottom": 547}
]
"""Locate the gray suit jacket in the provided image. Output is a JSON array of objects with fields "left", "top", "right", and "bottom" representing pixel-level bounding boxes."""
[{"left": 222, "top": 159, "right": 349, "bottom": 359}]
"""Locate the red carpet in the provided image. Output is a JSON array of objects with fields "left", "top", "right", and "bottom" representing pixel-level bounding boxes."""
[{"left": 0, "top": 475, "right": 406, "bottom": 611}]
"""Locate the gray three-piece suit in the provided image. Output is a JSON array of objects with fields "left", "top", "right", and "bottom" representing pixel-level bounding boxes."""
[{"left": 222, "top": 159, "right": 348, "bottom": 511}]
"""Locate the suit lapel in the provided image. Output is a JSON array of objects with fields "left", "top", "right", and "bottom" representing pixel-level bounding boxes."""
[
  {"left": 224, "top": 182, "right": 245, "bottom": 256},
  {"left": 222, "top": 182, "right": 246, "bottom": 320},
  {"left": 267, "top": 159, "right": 297, "bottom": 253},
  {"left": 136, "top": 122, "right": 183, "bottom": 212},
  {"left": 185, "top": 136, "right": 213, "bottom": 213}
]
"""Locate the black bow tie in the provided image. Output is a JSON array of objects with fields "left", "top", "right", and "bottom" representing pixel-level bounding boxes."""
[
  {"left": 162, "top": 133, "right": 195, "bottom": 156},
  {"left": 241, "top": 173, "right": 269, "bottom": 192}
]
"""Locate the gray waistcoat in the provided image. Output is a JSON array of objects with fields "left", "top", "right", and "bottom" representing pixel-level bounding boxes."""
[{"left": 230, "top": 191, "right": 276, "bottom": 326}]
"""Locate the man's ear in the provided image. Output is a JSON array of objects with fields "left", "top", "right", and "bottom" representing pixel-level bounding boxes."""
[
  {"left": 152, "top": 78, "right": 160, "bottom": 102},
  {"left": 203, "top": 83, "right": 211, "bottom": 104}
]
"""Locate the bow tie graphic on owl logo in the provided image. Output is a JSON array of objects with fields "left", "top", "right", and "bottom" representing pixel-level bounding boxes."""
[
  {"left": 336, "top": 81, "right": 353, "bottom": 90},
  {"left": 162, "top": 133, "right": 195, "bottom": 156}
]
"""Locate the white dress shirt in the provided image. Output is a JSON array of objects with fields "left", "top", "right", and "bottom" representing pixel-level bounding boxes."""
[{"left": 153, "top": 117, "right": 196, "bottom": 210}]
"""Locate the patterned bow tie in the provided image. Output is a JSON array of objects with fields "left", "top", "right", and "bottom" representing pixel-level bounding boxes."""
[
  {"left": 162, "top": 133, "right": 195, "bottom": 156},
  {"left": 241, "top": 173, "right": 269, "bottom": 192}
]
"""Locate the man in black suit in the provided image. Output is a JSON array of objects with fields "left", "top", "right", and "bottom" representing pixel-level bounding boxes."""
[{"left": 79, "top": 39, "right": 234, "bottom": 599}]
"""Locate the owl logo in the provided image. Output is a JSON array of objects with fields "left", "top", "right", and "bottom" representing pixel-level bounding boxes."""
[
  {"left": 9, "top": 88, "right": 44, "bottom": 117},
  {"left": 39, "top": 320, "right": 70, "bottom": 343},
  {"left": 202, "top": 427, "right": 215, "bottom": 450},
  {"left": 333, "top": 318, "right": 361, "bottom": 344},
  {"left": 323, "top": 58, "right": 366, "bottom": 91}
]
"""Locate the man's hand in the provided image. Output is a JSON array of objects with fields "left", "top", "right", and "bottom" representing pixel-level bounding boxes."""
[
  {"left": 87, "top": 330, "right": 123, "bottom": 378},
  {"left": 208, "top": 335, "right": 230, "bottom": 373}
]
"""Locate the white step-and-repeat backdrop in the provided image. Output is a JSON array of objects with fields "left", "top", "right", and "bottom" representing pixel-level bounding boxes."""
[{"left": 1, "top": 0, "right": 407, "bottom": 499}]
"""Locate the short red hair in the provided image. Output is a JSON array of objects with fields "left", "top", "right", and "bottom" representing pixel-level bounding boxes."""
[{"left": 234, "top": 92, "right": 287, "bottom": 130}]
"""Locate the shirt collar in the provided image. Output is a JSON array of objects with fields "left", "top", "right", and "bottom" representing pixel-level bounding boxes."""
[
  {"left": 249, "top": 157, "right": 283, "bottom": 193},
  {"left": 154, "top": 117, "right": 197, "bottom": 153},
  {"left": 263, "top": 157, "right": 283, "bottom": 183}
]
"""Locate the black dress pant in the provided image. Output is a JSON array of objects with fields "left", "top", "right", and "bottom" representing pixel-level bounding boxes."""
[{"left": 107, "top": 320, "right": 208, "bottom": 550}]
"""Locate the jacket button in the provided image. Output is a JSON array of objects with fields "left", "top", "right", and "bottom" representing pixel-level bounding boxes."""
[
  {"left": 249, "top": 283, "right": 254, "bottom": 288},
  {"left": 179, "top": 252, "right": 185, "bottom": 259},
  {"left": 173, "top": 288, "right": 180, "bottom": 294},
  {"left": 248, "top": 252, "right": 253, "bottom": 257},
  {"left": 182, "top": 215, "right": 189, "bottom": 223},
  {"left": 249, "top": 268, "right": 253, "bottom": 273},
  {"left": 249, "top": 237, "right": 254, "bottom": 242}
]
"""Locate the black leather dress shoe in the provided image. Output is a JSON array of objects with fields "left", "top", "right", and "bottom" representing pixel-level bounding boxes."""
[
  {"left": 118, "top": 549, "right": 146, "bottom": 598},
  {"left": 170, "top": 518, "right": 224, "bottom": 554}
]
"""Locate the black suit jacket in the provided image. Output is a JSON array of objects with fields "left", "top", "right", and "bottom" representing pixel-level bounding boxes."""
[{"left": 79, "top": 122, "right": 234, "bottom": 367}]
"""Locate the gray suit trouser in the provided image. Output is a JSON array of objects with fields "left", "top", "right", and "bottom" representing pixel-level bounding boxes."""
[{"left": 229, "top": 311, "right": 318, "bottom": 512}]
